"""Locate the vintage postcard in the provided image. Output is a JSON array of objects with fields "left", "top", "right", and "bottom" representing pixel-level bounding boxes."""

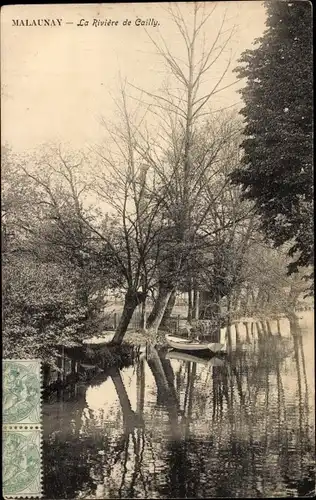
[{"left": 1, "top": 2, "right": 314, "bottom": 498}]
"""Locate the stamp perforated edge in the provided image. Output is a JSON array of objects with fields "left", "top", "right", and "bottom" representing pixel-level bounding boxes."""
[{"left": 2, "top": 359, "right": 43, "bottom": 498}]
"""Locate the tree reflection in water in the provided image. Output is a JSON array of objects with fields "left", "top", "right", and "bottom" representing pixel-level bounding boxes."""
[{"left": 43, "top": 313, "right": 315, "bottom": 498}]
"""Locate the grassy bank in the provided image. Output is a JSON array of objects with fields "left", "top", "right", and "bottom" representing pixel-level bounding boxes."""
[{"left": 122, "top": 329, "right": 168, "bottom": 347}]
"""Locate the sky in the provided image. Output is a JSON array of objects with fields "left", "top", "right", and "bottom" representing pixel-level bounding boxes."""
[{"left": 1, "top": 2, "right": 267, "bottom": 153}]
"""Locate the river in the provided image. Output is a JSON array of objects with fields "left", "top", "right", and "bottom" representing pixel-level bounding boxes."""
[{"left": 43, "top": 311, "right": 315, "bottom": 498}]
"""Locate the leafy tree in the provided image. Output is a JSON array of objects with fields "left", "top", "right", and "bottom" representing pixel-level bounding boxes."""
[
  {"left": 1, "top": 146, "right": 120, "bottom": 358},
  {"left": 2, "top": 255, "right": 88, "bottom": 360},
  {"left": 230, "top": 1, "right": 313, "bottom": 281},
  {"left": 235, "top": 239, "right": 310, "bottom": 318}
]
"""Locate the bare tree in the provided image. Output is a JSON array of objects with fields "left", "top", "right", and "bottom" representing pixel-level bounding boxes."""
[
  {"left": 124, "top": 2, "right": 240, "bottom": 332},
  {"left": 90, "top": 88, "right": 166, "bottom": 343}
]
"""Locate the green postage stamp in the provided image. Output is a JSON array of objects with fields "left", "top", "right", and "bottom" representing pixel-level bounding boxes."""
[{"left": 2, "top": 360, "right": 42, "bottom": 498}]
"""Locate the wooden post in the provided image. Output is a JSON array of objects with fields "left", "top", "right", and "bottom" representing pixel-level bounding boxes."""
[
  {"left": 256, "top": 322, "right": 262, "bottom": 340},
  {"left": 266, "top": 320, "right": 272, "bottom": 336},
  {"left": 244, "top": 322, "right": 250, "bottom": 343},
  {"left": 177, "top": 314, "right": 180, "bottom": 333},
  {"left": 277, "top": 318, "right": 281, "bottom": 337},
  {"left": 250, "top": 322, "right": 254, "bottom": 336},
  {"left": 235, "top": 323, "right": 241, "bottom": 344}
]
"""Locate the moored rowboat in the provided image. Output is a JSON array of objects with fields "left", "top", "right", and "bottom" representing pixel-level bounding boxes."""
[{"left": 165, "top": 334, "right": 226, "bottom": 354}]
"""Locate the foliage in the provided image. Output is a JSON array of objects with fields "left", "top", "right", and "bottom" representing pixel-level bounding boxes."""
[
  {"left": 233, "top": 239, "right": 311, "bottom": 318},
  {"left": 1, "top": 147, "right": 122, "bottom": 360},
  {"left": 2, "top": 255, "right": 88, "bottom": 360},
  {"left": 230, "top": 1, "right": 313, "bottom": 279}
]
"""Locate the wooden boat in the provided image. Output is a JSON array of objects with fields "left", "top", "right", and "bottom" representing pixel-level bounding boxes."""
[
  {"left": 165, "top": 350, "right": 225, "bottom": 366},
  {"left": 165, "top": 334, "right": 226, "bottom": 355}
]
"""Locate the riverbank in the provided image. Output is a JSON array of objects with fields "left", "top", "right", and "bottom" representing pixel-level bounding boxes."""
[
  {"left": 44, "top": 329, "right": 170, "bottom": 394},
  {"left": 82, "top": 328, "right": 168, "bottom": 349},
  {"left": 43, "top": 341, "right": 139, "bottom": 395}
]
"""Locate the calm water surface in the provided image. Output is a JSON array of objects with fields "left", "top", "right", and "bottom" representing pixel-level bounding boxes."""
[{"left": 43, "top": 312, "right": 315, "bottom": 498}]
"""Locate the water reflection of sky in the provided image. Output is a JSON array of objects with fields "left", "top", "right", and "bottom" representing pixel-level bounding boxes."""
[
  {"left": 43, "top": 311, "right": 315, "bottom": 499},
  {"left": 84, "top": 313, "right": 314, "bottom": 432}
]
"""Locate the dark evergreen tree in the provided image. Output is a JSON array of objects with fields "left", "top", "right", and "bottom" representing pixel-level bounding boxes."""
[{"left": 230, "top": 1, "right": 313, "bottom": 280}]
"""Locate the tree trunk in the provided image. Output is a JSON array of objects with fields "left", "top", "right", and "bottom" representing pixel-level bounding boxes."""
[
  {"left": 147, "top": 284, "right": 173, "bottom": 333},
  {"left": 184, "top": 362, "right": 197, "bottom": 436},
  {"left": 231, "top": 287, "right": 241, "bottom": 318},
  {"left": 199, "top": 290, "right": 221, "bottom": 321},
  {"left": 240, "top": 285, "right": 250, "bottom": 317},
  {"left": 136, "top": 359, "right": 145, "bottom": 415},
  {"left": 250, "top": 289, "right": 256, "bottom": 315},
  {"left": 146, "top": 345, "right": 172, "bottom": 403},
  {"left": 112, "top": 289, "right": 146, "bottom": 344},
  {"left": 255, "top": 287, "right": 265, "bottom": 312},
  {"left": 187, "top": 286, "right": 193, "bottom": 323},
  {"left": 160, "top": 357, "right": 179, "bottom": 404},
  {"left": 140, "top": 298, "right": 147, "bottom": 330},
  {"left": 287, "top": 285, "right": 300, "bottom": 313},
  {"left": 146, "top": 346, "right": 179, "bottom": 432},
  {"left": 192, "top": 288, "right": 199, "bottom": 320},
  {"left": 110, "top": 367, "right": 143, "bottom": 431},
  {"left": 199, "top": 290, "right": 213, "bottom": 319},
  {"left": 139, "top": 277, "right": 147, "bottom": 329},
  {"left": 160, "top": 289, "right": 177, "bottom": 329}
]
